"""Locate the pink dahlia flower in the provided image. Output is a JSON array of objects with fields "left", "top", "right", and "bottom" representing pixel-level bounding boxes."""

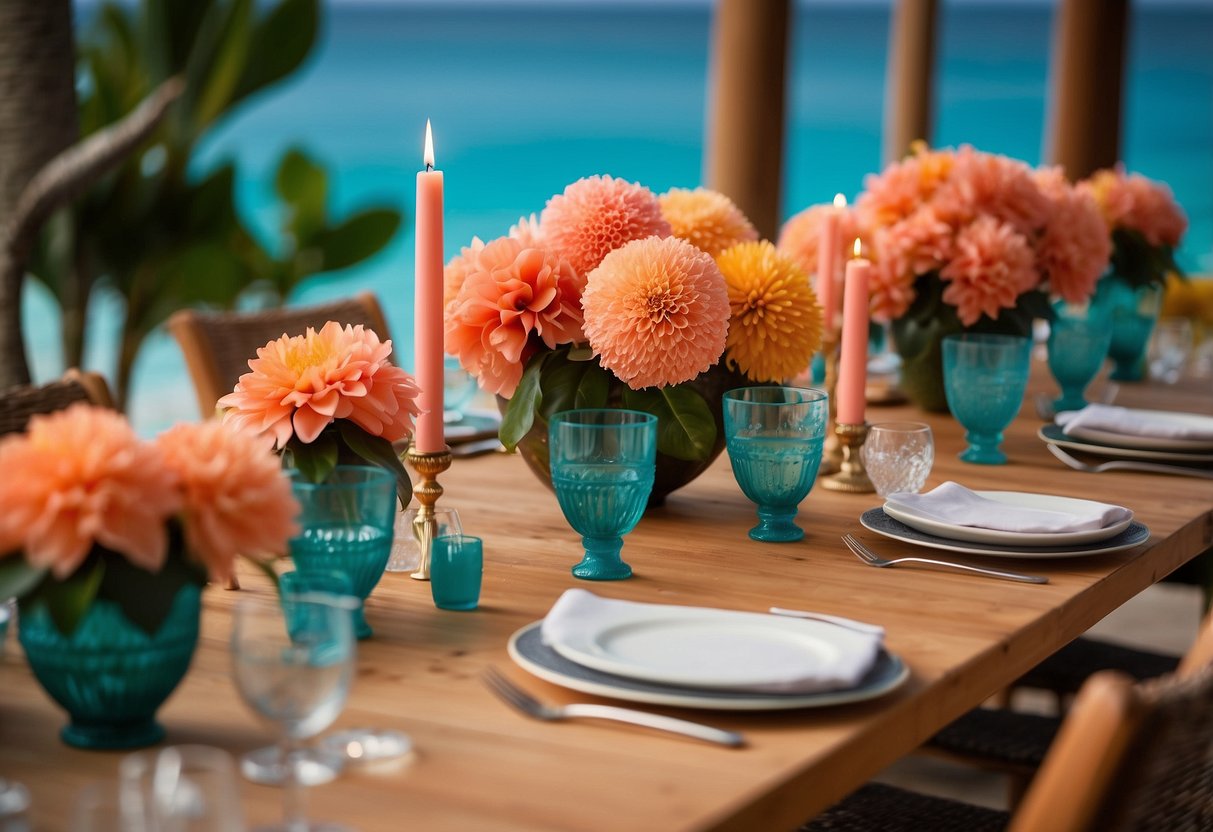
[
  {"left": 443, "top": 237, "right": 486, "bottom": 311},
  {"left": 582, "top": 236, "right": 729, "bottom": 390},
  {"left": 776, "top": 203, "right": 861, "bottom": 278},
  {"left": 855, "top": 144, "right": 954, "bottom": 231},
  {"left": 1082, "top": 169, "right": 1187, "bottom": 248},
  {"left": 157, "top": 421, "right": 300, "bottom": 586},
  {"left": 445, "top": 236, "right": 585, "bottom": 398},
  {"left": 939, "top": 216, "right": 1038, "bottom": 325},
  {"left": 868, "top": 234, "right": 920, "bottom": 322},
  {"left": 0, "top": 404, "right": 180, "bottom": 579},
  {"left": 508, "top": 214, "right": 544, "bottom": 248},
  {"left": 1037, "top": 187, "right": 1110, "bottom": 304},
  {"left": 219, "top": 322, "right": 422, "bottom": 447},
  {"left": 540, "top": 175, "right": 671, "bottom": 276},
  {"left": 877, "top": 207, "right": 954, "bottom": 279},
  {"left": 932, "top": 146, "right": 1050, "bottom": 236}
]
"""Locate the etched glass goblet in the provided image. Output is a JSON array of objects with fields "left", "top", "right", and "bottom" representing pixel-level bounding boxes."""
[
  {"left": 549, "top": 409, "right": 656, "bottom": 581},
  {"left": 861, "top": 422, "right": 934, "bottom": 497},
  {"left": 1047, "top": 303, "right": 1112, "bottom": 412},
  {"left": 723, "top": 386, "right": 828, "bottom": 542},
  {"left": 943, "top": 334, "right": 1031, "bottom": 465}
]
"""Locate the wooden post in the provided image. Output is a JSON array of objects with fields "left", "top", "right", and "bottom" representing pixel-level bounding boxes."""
[
  {"left": 705, "top": 0, "right": 791, "bottom": 240},
  {"left": 1045, "top": 0, "right": 1130, "bottom": 180},
  {"left": 883, "top": 0, "right": 938, "bottom": 163}
]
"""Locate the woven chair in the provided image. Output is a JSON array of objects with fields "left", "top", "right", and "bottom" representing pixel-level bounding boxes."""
[
  {"left": 168, "top": 291, "right": 391, "bottom": 417},
  {"left": 0, "top": 370, "right": 114, "bottom": 436},
  {"left": 802, "top": 612, "right": 1213, "bottom": 832}
]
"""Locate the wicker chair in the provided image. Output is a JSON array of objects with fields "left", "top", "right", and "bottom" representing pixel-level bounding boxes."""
[
  {"left": 168, "top": 291, "right": 391, "bottom": 417},
  {"left": 0, "top": 370, "right": 114, "bottom": 436},
  {"left": 802, "top": 613, "right": 1213, "bottom": 832}
]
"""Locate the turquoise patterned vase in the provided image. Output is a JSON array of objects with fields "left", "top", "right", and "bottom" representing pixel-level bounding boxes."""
[
  {"left": 18, "top": 584, "right": 201, "bottom": 750},
  {"left": 1093, "top": 274, "right": 1164, "bottom": 382}
]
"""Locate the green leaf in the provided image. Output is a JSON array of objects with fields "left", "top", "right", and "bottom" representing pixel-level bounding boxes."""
[
  {"left": 234, "top": 0, "right": 319, "bottom": 104},
  {"left": 191, "top": 0, "right": 253, "bottom": 130},
  {"left": 0, "top": 558, "right": 49, "bottom": 602},
  {"left": 499, "top": 353, "right": 548, "bottom": 451},
  {"left": 287, "top": 431, "right": 338, "bottom": 483},
  {"left": 98, "top": 544, "right": 204, "bottom": 636},
  {"left": 43, "top": 558, "right": 105, "bottom": 637},
  {"left": 538, "top": 353, "right": 588, "bottom": 423},
  {"left": 275, "top": 147, "right": 328, "bottom": 242},
  {"left": 574, "top": 363, "right": 611, "bottom": 409},
  {"left": 335, "top": 420, "right": 412, "bottom": 508},
  {"left": 622, "top": 385, "right": 716, "bottom": 461},
  {"left": 567, "top": 344, "right": 595, "bottom": 361},
  {"left": 314, "top": 209, "right": 401, "bottom": 273}
]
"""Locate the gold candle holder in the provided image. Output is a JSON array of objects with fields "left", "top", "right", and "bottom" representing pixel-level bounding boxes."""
[
  {"left": 819, "top": 334, "right": 842, "bottom": 476},
  {"left": 405, "top": 445, "right": 453, "bottom": 581},
  {"left": 821, "top": 422, "right": 875, "bottom": 493}
]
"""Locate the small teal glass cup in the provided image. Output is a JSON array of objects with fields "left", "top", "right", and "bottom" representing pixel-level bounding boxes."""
[
  {"left": 289, "top": 465, "right": 396, "bottom": 640},
  {"left": 280, "top": 569, "right": 358, "bottom": 637},
  {"left": 723, "top": 386, "right": 828, "bottom": 543},
  {"left": 1047, "top": 302, "right": 1112, "bottom": 413},
  {"left": 943, "top": 333, "right": 1032, "bottom": 465},
  {"left": 549, "top": 409, "right": 657, "bottom": 581},
  {"left": 430, "top": 534, "right": 483, "bottom": 611}
]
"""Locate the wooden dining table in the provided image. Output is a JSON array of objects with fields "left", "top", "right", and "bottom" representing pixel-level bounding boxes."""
[{"left": 2, "top": 369, "right": 1211, "bottom": 831}]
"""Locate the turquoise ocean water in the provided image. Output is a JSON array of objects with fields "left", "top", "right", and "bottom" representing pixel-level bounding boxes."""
[{"left": 29, "top": 0, "right": 1213, "bottom": 433}]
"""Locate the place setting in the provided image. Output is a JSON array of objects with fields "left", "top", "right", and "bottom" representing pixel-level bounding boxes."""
[
  {"left": 500, "top": 589, "right": 910, "bottom": 716},
  {"left": 1038, "top": 403, "right": 1213, "bottom": 476}
]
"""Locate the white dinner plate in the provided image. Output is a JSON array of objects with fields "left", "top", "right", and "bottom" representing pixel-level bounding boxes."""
[
  {"left": 548, "top": 606, "right": 877, "bottom": 691},
  {"left": 1038, "top": 425, "right": 1213, "bottom": 463},
  {"left": 861, "top": 508, "right": 1150, "bottom": 560},
  {"left": 882, "top": 491, "right": 1132, "bottom": 547},
  {"left": 1059, "top": 410, "right": 1213, "bottom": 452},
  {"left": 508, "top": 623, "right": 910, "bottom": 711}
]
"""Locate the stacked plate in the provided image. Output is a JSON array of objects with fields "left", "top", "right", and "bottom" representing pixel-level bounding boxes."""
[
  {"left": 1039, "top": 407, "right": 1213, "bottom": 467},
  {"left": 861, "top": 491, "right": 1150, "bottom": 559},
  {"left": 507, "top": 601, "right": 909, "bottom": 711}
]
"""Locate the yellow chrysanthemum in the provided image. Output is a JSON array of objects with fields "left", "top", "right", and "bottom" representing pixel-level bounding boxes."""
[
  {"left": 658, "top": 187, "right": 758, "bottom": 258},
  {"left": 716, "top": 241, "right": 823, "bottom": 382}
]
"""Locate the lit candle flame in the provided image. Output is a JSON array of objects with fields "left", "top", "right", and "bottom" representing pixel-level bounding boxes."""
[
  {"left": 423, "top": 119, "right": 435, "bottom": 170},
  {"left": 833, "top": 193, "right": 847, "bottom": 208},
  {"left": 852, "top": 237, "right": 863, "bottom": 258}
]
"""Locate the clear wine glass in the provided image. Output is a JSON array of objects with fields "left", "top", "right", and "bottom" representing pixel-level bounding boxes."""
[{"left": 231, "top": 594, "right": 356, "bottom": 832}]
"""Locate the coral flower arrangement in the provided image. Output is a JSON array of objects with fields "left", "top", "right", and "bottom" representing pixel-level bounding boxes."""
[
  {"left": 1080, "top": 167, "right": 1187, "bottom": 289},
  {"left": 444, "top": 175, "right": 823, "bottom": 490},
  {"left": 0, "top": 404, "right": 299, "bottom": 635},
  {"left": 220, "top": 320, "right": 421, "bottom": 496}
]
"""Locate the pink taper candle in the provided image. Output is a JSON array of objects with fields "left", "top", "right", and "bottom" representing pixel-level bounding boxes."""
[
  {"left": 413, "top": 119, "right": 445, "bottom": 453},
  {"left": 815, "top": 193, "right": 846, "bottom": 333},
  {"left": 836, "top": 238, "right": 871, "bottom": 425}
]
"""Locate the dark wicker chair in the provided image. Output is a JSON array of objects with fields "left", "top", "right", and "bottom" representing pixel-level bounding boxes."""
[
  {"left": 168, "top": 291, "right": 391, "bottom": 417},
  {"left": 802, "top": 613, "right": 1213, "bottom": 832},
  {"left": 0, "top": 370, "right": 114, "bottom": 436}
]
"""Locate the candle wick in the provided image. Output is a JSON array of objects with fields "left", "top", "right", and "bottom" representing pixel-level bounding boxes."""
[{"left": 426, "top": 162, "right": 434, "bottom": 172}]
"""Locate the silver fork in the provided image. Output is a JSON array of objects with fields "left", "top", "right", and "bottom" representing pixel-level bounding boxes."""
[
  {"left": 482, "top": 667, "right": 745, "bottom": 747},
  {"left": 1047, "top": 443, "right": 1213, "bottom": 479},
  {"left": 842, "top": 534, "right": 1048, "bottom": 584}
]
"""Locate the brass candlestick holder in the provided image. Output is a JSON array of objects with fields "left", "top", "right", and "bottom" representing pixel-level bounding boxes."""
[
  {"left": 819, "top": 333, "right": 842, "bottom": 476},
  {"left": 405, "top": 445, "right": 453, "bottom": 581},
  {"left": 821, "top": 422, "right": 875, "bottom": 493}
]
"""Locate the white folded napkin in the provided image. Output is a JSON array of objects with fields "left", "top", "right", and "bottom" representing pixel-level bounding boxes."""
[
  {"left": 886, "top": 481, "right": 1131, "bottom": 534},
  {"left": 1056, "top": 404, "right": 1213, "bottom": 441},
  {"left": 541, "top": 589, "right": 882, "bottom": 694}
]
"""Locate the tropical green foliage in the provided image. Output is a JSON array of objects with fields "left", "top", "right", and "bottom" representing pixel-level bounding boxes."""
[
  {"left": 1109, "top": 228, "right": 1184, "bottom": 291},
  {"left": 30, "top": 0, "right": 402, "bottom": 407}
]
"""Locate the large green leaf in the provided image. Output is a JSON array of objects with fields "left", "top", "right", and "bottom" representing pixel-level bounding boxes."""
[
  {"left": 538, "top": 353, "right": 590, "bottom": 423},
  {"left": 276, "top": 147, "right": 328, "bottom": 242},
  {"left": 42, "top": 558, "right": 105, "bottom": 637},
  {"left": 575, "top": 363, "right": 611, "bottom": 409},
  {"left": 235, "top": 0, "right": 319, "bottom": 104},
  {"left": 0, "top": 559, "right": 49, "bottom": 602},
  {"left": 185, "top": 0, "right": 254, "bottom": 132},
  {"left": 287, "top": 431, "right": 338, "bottom": 484},
  {"left": 622, "top": 385, "right": 716, "bottom": 462},
  {"left": 98, "top": 544, "right": 205, "bottom": 636},
  {"left": 499, "top": 354, "right": 548, "bottom": 451},
  {"left": 314, "top": 209, "right": 402, "bottom": 273},
  {"left": 335, "top": 421, "right": 412, "bottom": 508}
]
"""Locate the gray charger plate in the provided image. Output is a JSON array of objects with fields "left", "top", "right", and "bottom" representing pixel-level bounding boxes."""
[
  {"left": 1039, "top": 425, "right": 1213, "bottom": 464},
  {"left": 507, "top": 622, "right": 909, "bottom": 711}
]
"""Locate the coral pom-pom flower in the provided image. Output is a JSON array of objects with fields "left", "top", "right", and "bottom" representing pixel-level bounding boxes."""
[
  {"left": 540, "top": 175, "right": 671, "bottom": 276},
  {"left": 582, "top": 236, "right": 729, "bottom": 390},
  {"left": 659, "top": 187, "right": 758, "bottom": 258},
  {"left": 716, "top": 241, "right": 824, "bottom": 382},
  {"left": 219, "top": 321, "right": 422, "bottom": 448}
]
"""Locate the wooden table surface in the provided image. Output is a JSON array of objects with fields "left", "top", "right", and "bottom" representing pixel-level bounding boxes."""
[{"left": 2, "top": 372, "right": 1211, "bottom": 831}]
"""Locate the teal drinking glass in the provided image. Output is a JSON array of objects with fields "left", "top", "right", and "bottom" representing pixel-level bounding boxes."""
[
  {"left": 943, "top": 334, "right": 1032, "bottom": 465},
  {"left": 1095, "top": 277, "right": 1163, "bottom": 381},
  {"left": 430, "top": 535, "right": 483, "bottom": 610},
  {"left": 723, "top": 386, "right": 828, "bottom": 543},
  {"left": 1047, "top": 302, "right": 1112, "bottom": 413},
  {"left": 289, "top": 466, "right": 396, "bottom": 640},
  {"left": 549, "top": 409, "right": 657, "bottom": 581}
]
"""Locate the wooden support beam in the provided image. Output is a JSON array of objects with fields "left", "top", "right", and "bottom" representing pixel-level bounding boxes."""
[
  {"left": 1045, "top": 0, "right": 1130, "bottom": 180},
  {"left": 883, "top": 0, "right": 939, "bottom": 163},
  {"left": 705, "top": 0, "right": 791, "bottom": 240}
]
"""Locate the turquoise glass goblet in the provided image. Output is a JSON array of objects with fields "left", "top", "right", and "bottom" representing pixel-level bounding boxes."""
[
  {"left": 1048, "top": 302, "right": 1112, "bottom": 413},
  {"left": 549, "top": 409, "right": 657, "bottom": 581},
  {"left": 1095, "top": 277, "right": 1163, "bottom": 381},
  {"left": 943, "top": 334, "right": 1031, "bottom": 465},
  {"left": 289, "top": 466, "right": 396, "bottom": 640},
  {"left": 723, "top": 386, "right": 828, "bottom": 543}
]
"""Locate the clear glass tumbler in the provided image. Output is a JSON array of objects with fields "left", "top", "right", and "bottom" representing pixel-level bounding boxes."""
[{"left": 861, "top": 422, "right": 934, "bottom": 497}]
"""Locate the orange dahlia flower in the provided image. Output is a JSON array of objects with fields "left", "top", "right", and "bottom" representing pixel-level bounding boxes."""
[
  {"left": 219, "top": 321, "right": 422, "bottom": 448},
  {"left": 582, "top": 236, "right": 729, "bottom": 390},
  {"left": 157, "top": 421, "right": 300, "bottom": 585},
  {"left": 939, "top": 216, "right": 1038, "bottom": 326},
  {"left": 777, "top": 203, "right": 860, "bottom": 278},
  {"left": 540, "top": 175, "right": 671, "bottom": 276},
  {"left": 659, "top": 187, "right": 757, "bottom": 258}
]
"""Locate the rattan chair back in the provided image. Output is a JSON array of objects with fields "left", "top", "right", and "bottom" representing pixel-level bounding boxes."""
[{"left": 0, "top": 370, "right": 114, "bottom": 436}]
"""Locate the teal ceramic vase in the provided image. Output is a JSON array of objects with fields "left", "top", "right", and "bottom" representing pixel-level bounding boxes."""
[{"left": 18, "top": 584, "right": 201, "bottom": 750}]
